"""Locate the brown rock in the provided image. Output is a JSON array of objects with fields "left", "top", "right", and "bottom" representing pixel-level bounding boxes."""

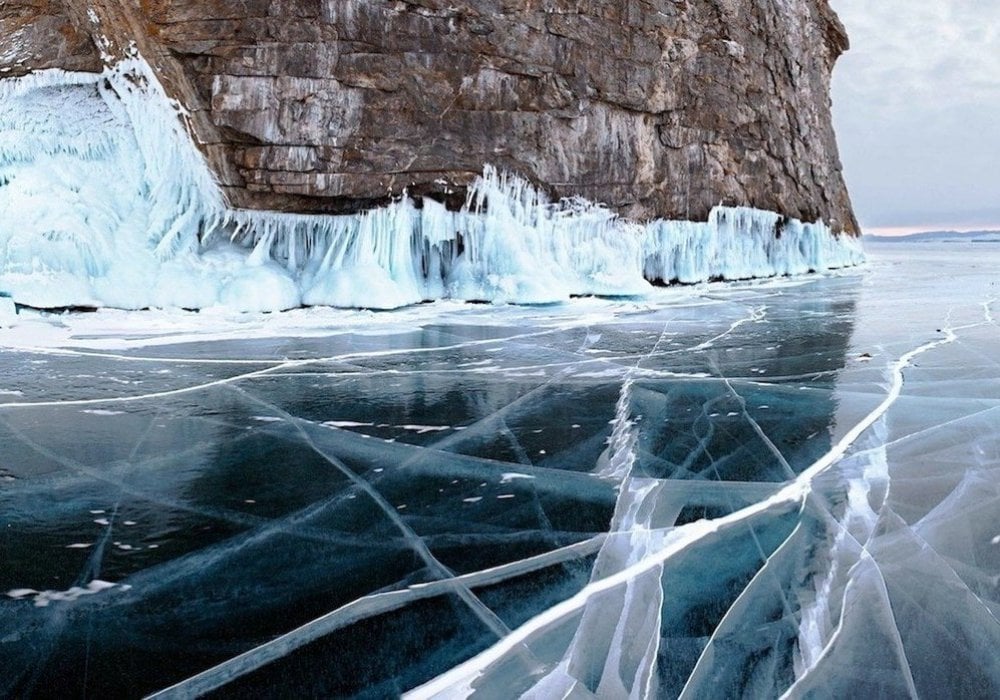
[
  {"left": 0, "top": 0, "right": 101, "bottom": 76},
  {"left": 1, "top": 0, "right": 859, "bottom": 233}
]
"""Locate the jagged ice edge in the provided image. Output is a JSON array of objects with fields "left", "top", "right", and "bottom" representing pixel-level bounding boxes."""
[{"left": 0, "top": 58, "right": 865, "bottom": 312}]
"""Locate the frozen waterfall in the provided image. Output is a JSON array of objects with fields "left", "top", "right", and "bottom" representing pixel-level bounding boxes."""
[{"left": 0, "top": 60, "right": 865, "bottom": 313}]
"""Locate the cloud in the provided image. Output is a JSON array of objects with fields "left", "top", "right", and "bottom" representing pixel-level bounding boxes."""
[
  {"left": 829, "top": 1, "right": 1000, "bottom": 230},
  {"left": 833, "top": 2, "right": 1000, "bottom": 110}
]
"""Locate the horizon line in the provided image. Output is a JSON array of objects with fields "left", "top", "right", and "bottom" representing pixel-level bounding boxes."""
[{"left": 862, "top": 224, "right": 1000, "bottom": 237}]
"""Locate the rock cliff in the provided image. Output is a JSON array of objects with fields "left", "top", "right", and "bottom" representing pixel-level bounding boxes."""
[{"left": 0, "top": 0, "right": 858, "bottom": 233}]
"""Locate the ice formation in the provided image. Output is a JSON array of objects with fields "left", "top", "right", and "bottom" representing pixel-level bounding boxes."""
[
  {"left": 0, "top": 297, "right": 15, "bottom": 327},
  {"left": 0, "top": 60, "right": 865, "bottom": 312}
]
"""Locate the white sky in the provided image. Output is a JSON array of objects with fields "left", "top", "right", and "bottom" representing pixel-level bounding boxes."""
[{"left": 830, "top": 0, "right": 1000, "bottom": 234}]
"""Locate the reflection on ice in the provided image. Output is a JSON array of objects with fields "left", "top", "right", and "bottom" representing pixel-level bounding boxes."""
[{"left": 1, "top": 244, "right": 999, "bottom": 698}]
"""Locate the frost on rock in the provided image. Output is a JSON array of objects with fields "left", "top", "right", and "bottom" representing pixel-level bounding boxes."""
[{"left": 0, "top": 61, "right": 866, "bottom": 313}]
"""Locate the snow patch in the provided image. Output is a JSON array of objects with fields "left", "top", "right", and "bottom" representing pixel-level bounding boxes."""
[
  {"left": 500, "top": 473, "right": 535, "bottom": 484},
  {"left": 323, "top": 421, "right": 374, "bottom": 429},
  {"left": 7, "top": 579, "right": 127, "bottom": 607}
]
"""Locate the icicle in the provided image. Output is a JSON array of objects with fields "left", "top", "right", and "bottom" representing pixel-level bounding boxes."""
[{"left": 0, "top": 56, "right": 865, "bottom": 313}]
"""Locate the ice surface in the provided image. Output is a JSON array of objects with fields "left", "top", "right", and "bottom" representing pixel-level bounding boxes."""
[
  {"left": 0, "top": 61, "right": 864, "bottom": 312},
  {"left": 0, "top": 243, "right": 997, "bottom": 698},
  {"left": 0, "top": 294, "right": 15, "bottom": 326}
]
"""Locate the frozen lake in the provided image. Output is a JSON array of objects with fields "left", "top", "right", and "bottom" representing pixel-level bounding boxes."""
[{"left": 1, "top": 243, "right": 998, "bottom": 697}]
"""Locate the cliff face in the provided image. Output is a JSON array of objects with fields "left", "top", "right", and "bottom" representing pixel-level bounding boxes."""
[{"left": 0, "top": 0, "right": 858, "bottom": 232}]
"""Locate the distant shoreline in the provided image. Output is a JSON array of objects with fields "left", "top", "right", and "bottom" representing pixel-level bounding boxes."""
[{"left": 865, "top": 231, "right": 1000, "bottom": 244}]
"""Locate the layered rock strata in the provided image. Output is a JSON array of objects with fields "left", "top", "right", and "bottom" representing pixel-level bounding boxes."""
[{"left": 0, "top": 0, "right": 858, "bottom": 232}]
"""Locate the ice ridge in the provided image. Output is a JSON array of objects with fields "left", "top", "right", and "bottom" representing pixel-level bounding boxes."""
[{"left": 0, "top": 60, "right": 865, "bottom": 313}]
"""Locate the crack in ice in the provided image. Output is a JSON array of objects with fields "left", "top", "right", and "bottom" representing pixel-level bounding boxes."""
[
  {"left": 405, "top": 321, "right": 964, "bottom": 697},
  {"left": 230, "top": 386, "right": 518, "bottom": 643}
]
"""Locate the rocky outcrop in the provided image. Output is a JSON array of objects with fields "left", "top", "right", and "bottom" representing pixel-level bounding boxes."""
[
  {"left": 0, "top": 1, "right": 100, "bottom": 74},
  {"left": 0, "top": 0, "right": 858, "bottom": 232}
]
